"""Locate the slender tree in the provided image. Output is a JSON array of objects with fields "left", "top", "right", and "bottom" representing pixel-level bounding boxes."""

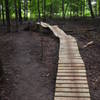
[
  {"left": 23, "top": 0, "right": 28, "bottom": 20},
  {"left": 80, "top": 0, "right": 83, "bottom": 16},
  {"left": 30, "top": 0, "right": 31, "bottom": 19},
  {"left": 95, "top": 1, "right": 97, "bottom": 16},
  {"left": 24, "top": 0, "right": 26, "bottom": 20},
  {"left": 26, "top": 0, "right": 28, "bottom": 20},
  {"left": 1, "top": 0, "right": 5, "bottom": 25},
  {"left": 0, "top": 2, "right": 1, "bottom": 21},
  {"left": 42, "top": 0, "right": 46, "bottom": 19},
  {"left": 5, "top": 0, "right": 10, "bottom": 32},
  {"left": 62, "top": 0, "right": 65, "bottom": 18},
  {"left": 18, "top": 0, "right": 22, "bottom": 23},
  {"left": 50, "top": 0, "right": 53, "bottom": 18},
  {"left": 37, "top": 0, "right": 40, "bottom": 21},
  {"left": 88, "top": 0, "right": 95, "bottom": 18},
  {"left": 70, "top": 2, "right": 72, "bottom": 17},
  {"left": 14, "top": 0, "right": 18, "bottom": 31},
  {"left": 99, "top": 0, "right": 100, "bottom": 16}
]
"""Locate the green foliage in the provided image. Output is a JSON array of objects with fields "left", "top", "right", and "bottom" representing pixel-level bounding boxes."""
[{"left": 0, "top": 0, "right": 100, "bottom": 21}]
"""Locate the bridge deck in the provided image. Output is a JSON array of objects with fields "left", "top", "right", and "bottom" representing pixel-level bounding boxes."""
[{"left": 39, "top": 22, "right": 91, "bottom": 100}]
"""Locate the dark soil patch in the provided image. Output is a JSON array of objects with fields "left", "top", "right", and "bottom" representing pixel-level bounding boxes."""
[{"left": 0, "top": 29, "right": 59, "bottom": 100}]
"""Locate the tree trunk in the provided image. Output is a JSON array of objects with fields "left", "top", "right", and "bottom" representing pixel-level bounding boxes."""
[
  {"left": 50, "top": 3, "right": 52, "bottom": 18},
  {"left": 43, "top": 0, "right": 46, "bottom": 20},
  {"left": 62, "top": 0, "right": 65, "bottom": 19},
  {"left": 26, "top": 0, "right": 28, "bottom": 20},
  {"left": 50, "top": 0, "right": 53, "bottom": 18},
  {"left": 5, "top": 0, "right": 10, "bottom": 32},
  {"left": 95, "top": 4, "right": 97, "bottom": 16},
  {"left": 1, "top": 0, "right": 5, "bottom": 25},
  {"left": 24, "top": 0, "right": 26, "bottom": 20},
  {"left": 18, "top": 0, "right": 22, "bottom": 23},
  {"left": 42, "top": 0, "right": 46, "bottom": 19},
  {"left": 99, "top": 0, "right": 100, "bottom": 16},
  {"left": 0, "top": 5, "right": 1, "bottom": 21},
  {"left": 14, "top": 0, "right": 18, "bottom": 31},
  {"left": 82, "top": 0, "right": 85, "bottom": 17},
  {"left": 30, "top": 0, "right": 31, "bottom": 19},
  {"left": 24, "top": 0, "right": 28, "bottom": 20},
  {"left": 70, "top": 3, "right": 72, "bottom": 17},
  {"left": 88, "top": 0, "right": 95, "bottom": 18},
  {"left": 37, "top": 0, "right": 40, "bottom": 21}
]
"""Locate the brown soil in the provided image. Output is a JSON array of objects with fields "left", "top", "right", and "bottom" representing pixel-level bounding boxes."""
[
  {"left": 0, "top": 18, "right": 100, "bottom": 100},
  {"left": 0, "top": 29, "right": 59, "bottom": 100}
]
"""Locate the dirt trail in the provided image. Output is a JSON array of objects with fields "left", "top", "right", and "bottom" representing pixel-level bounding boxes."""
[{"left": 0, "top": 31, "right": 59, "bottom": 100}]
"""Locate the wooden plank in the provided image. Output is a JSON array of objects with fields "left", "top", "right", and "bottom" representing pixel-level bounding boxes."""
[
  {"left": 58, "top": 70, "right": 86, "bottom": 73},
  {"left": 59, "top": 57, "right": 83, "bottom": 61},
  {"left": 59, "top": 49, "right": 79, "bottom": 52},
  {"left": 59, "top": 59, "right": 84, "bottom": 64},
  {"left": 55, "top": 97, "right": 90, "bottom": 100},
  {"left": 59, "top": 54, "right": 81, "bottom": 57},
  {"left": 59, "top": 52, "right": 80, "bottom": 55},
  {"left": 59, "top": 57, "right": 82, "bottom": 60},
  {"left": 60, "top": 41, "right": 77, "bottom": 43},
  {"left": 56, "top": 88, "right": 89, "bottom": 92},
  {"left": 60, "top": 44, "right": 78, "bottom": 50},
  {"left": 60, "top": 40, "right": 76, "bottom": 42},
  {"left": 57, "top": 76, "right": 87, "bottom": 80},
  {"left": 55, "top": 92, "right": 90, "bottom": 97},
  {"left": 56, "top": 80, "right": 87, "bottom": 84},
  {"left": 59, "top": 54, "right": 80, "bottom": 57},
  {"left": 58, "top": 67, "right": 85, "bottom": 70},
  {"left": 56, "top": 84, "right": 89, "bottom": 88},
  {"left": 59, "top": 53, "right": 80, "bottom": 55},
  {"left": 59, "top": 52, "right": 81, "bottom": 55},
  {"left": 58, "top": 63, "right": 85, "bottom": 67},
  {"left": 57, "top": 72, "right": 86, "bottom": 76}
]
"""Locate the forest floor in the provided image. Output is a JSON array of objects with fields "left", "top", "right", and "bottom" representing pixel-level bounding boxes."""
[
  {"left": 0, "top": 28, "right": 59, "bottom": 100},
  {"left": 0, "top": 18, "right": 100, "bottom": 100}
]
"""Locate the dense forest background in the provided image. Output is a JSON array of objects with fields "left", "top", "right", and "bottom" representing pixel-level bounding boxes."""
[{"left": 0, "top": 0, "right": 100, "bottom": 32}]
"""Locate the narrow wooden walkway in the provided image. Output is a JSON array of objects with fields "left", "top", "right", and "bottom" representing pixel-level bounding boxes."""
[{"left": 39, "top": 22, "right": 91, "bottom": 100}]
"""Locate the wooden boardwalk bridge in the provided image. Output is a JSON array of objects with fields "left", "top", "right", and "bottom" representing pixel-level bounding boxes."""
[{"left": 39, "top": 22, "right": 91, "bottom": 100}]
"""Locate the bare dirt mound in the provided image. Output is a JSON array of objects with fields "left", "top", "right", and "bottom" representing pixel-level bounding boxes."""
[{"left": 0, "top": 29, "right": 59, "bottom": 100}]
